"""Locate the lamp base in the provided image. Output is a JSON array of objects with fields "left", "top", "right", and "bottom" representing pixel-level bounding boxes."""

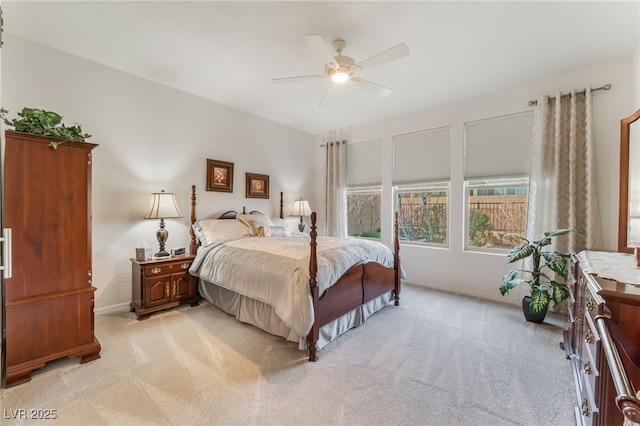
[
  {"left": 155, "top": 219, "right": 170, "bottom": 258},
  {"left": 298, "top": 221, "right": 305, "bottom": 232}
]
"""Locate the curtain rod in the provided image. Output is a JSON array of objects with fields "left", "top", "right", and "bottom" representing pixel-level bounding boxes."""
[
  {"left": 527, "top": 83, "right": 611, "bottom": 106},
  {"left": 319, "top": 140, "right": 348, "bottom": 147}
]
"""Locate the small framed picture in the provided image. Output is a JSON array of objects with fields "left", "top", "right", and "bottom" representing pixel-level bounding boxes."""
[
  {"left": 206, "top": 159, "right": 234, "bottom": 192},
  {"left": 246, "top": 173, "right": 269, "bottom": 199}
]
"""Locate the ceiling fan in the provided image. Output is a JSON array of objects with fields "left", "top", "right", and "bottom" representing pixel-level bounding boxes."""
[{"left": 272, "top": 34, "right": 410, "bottom": 106}]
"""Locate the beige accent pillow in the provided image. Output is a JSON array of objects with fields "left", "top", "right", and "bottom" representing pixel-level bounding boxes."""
[
  {"left": 237, "top": 214, "right": 274, "bottom": 235},
  {"left": 257, "top": 225, "right": 291, "bottom": 238}
]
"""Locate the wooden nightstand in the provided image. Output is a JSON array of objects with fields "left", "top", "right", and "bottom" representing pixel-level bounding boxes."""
[{"left": 130, "top": 254, "right": 200, "bottom": 320}]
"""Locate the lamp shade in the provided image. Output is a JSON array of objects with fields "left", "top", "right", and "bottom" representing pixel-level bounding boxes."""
[
  {"left": 144, "top": 190, "right": 184, "bottom": 219},
  {"left": 290, "top": 199, "right": 312, "bottom": 217}
]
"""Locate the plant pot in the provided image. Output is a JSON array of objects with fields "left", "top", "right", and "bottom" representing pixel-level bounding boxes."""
[{"left": 522, "top": 296, "right": 547, "bottom": 324}]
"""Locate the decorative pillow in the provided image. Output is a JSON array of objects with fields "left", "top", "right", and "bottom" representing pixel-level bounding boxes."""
[
  {"left": 237, "top": 214, "right": 274, "bottom": 235},
  {"left": 271, "top": 218, "right": 289, "bottom": 229},
  {"left": 196, "top": 219, "right": 249, "bottom": 246},
  {"left": 257, "top": 225, "right": 291, "bottom": 238},
  {"left": 192, "top": 223, "right": 205, "bottom": 244}
]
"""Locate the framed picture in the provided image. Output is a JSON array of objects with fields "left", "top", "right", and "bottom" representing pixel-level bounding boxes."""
[
  {"left": 206, "top": 159, "right": 234, "bottom": 192},
  {"left": 246, "top": 173, "right": 269, "bottom": 199}
]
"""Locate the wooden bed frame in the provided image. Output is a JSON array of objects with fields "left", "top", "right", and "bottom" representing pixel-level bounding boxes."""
[{"left": 188, "top": 184, "right": 401, "bottom": 361}]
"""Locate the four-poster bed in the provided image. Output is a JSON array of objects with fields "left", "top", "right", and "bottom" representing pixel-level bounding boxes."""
[{"left": 188, "top": 185, "right": 401, "bottom": 361}]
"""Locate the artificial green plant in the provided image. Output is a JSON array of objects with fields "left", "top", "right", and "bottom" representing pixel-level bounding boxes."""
[
  {"left": 500, "top": 229, "right": 585, "bottom": 314},
  {"left": 0, "top": 107, "right": 91, "bottom": 149}
]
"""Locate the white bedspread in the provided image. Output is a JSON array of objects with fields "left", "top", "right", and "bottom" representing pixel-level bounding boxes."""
[{"left": 189, "top": 235, "right": 397, "bottom": 336}]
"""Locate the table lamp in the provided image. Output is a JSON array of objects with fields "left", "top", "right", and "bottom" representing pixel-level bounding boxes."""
[
  {"left": 290, "top": 198, "right": 312, "bottom": 232},
  {"left": 144, "top": 190, "right": 184, "bottom": 257}
]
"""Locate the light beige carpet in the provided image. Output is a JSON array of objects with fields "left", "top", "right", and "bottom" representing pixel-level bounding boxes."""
[{"left": 1, "top": 284, "right": 574, "bottom": 425}]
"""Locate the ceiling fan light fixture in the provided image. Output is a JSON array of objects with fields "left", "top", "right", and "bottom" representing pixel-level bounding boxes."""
[{"left": 331, "top": 71, "right": 350, "bottom": 83}]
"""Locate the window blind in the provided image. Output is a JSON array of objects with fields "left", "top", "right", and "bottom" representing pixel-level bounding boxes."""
[
  {"left": 346, "top": 139, "right": 382, "bottom": 185},
  {"left": 393, "top": 126, "right": 450, "bottom": 184},
  {"left": 464, "top": 111, "right": 533, "bottom": 180}
]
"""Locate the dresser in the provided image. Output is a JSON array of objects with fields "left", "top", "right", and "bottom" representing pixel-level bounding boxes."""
[
  {"left": 565, "top": 250, "right": 640, "bottom": 425},
  {"left": 2, "top": 131, "right": 101, "bottom": 388}
]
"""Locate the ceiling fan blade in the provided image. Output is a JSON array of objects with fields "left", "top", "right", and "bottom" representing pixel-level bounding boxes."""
[
  {"left": 353, "top": 42, "right": 410, "bottom": 71},
  {"left": 271, "top": 74, "right": 326, "bottom": 84},
  {"left": 304, "top": 34, "right": 338, "bottom": 69},
  {"left": 318, "top": 83, "right": 333, "bottom": 108},
  {"left": 351, "top": 77, "right": 393, "bottom": 98}
]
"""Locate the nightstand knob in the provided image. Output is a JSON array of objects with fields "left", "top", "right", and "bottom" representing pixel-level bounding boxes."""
[
  {"left": 151, "top": 267, "right": 161, "bottom": 274},
  {"left": 181, "top": 263, "right": 189, "bottom": 270}
]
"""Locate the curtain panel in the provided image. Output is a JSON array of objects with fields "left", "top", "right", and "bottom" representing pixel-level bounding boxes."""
[
  {"left": 527, "top": 89, "right": 602, "bottom": 251},
  {"left": 325, "top": 140, "right": 347, "bottom": 237}
]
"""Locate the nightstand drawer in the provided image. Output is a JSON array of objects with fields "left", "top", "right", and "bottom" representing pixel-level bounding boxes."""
[{"left": 144, "top": 261, "right": 191, "bottom": 276}]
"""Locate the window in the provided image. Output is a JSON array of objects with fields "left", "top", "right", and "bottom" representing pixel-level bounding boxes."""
[
  {"left": 396, "top": 183, "right": 449, "bottom": 245},
  {"left": 346, "top": 140, "right": 382, "bottom": 239},
  {"left": 347, "top": 185, "right": 381, "bottom": 239},
  {"left": 466, "top": 179, "right": 528, "bottom": 250},
  {"left": 393, "top": 126, "right": 451, "bottom": 246},
  {"left": 464, "top": 111, "right": 533, "bottom": 251}
]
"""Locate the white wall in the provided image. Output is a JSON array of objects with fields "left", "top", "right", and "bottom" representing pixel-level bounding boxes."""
[
  {"left": 634, "top": 46, "right": 640, "bottom": 108},
  {"left": 316, "top": 55, "right": 637, "bottom": 307},
  {"left": 2, "top": 34, "right": 316, "bottom": 312}
]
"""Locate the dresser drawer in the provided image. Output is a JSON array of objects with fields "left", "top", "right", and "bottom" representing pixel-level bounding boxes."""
[{"left": 578, "top": 370, "right": 597, "bottom": 425}]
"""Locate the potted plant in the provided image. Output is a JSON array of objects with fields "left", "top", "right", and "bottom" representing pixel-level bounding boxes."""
[
  {"left": 500, "top": 229, "right": 585, "bottom": 323},
  {"left": 0, "top": 107, "right": 91, "bottom": 149}
]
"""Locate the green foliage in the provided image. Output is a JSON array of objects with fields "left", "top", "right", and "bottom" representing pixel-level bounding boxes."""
[
  {"left": 468, "top": 210, "right": 493, "bottom": 247},
  {"left": 500, "top": 229, "right": 586, "bottom": 314},
  {"left": 0, "top": 107, "right": 91, "bottom": 149},
  {"left": 355, "top": 229, "right": 381, "bottom": 239},
  {"left": 416, "top": 202, "right": 447, "bottom": 244}
]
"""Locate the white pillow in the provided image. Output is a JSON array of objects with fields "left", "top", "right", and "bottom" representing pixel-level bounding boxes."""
[
  {"left": 192, "top": 223, "right": 205, "bottom": 244},
  {"left": 271, "top": 218, "right": 289, "bottom": 229},
  {"left": 197, "top": 219, "right": 249, "bottom": 246},
  {"left": 237, "top": 214, "right": 274, "bottom": 235},
  {"left": 257, "top": 225, "right": 291, "bottom": 238}
]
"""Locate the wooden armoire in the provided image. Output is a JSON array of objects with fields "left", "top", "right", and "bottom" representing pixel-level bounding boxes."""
[{"left": 2, "top": 130, "right": 101, "bottom": 387}]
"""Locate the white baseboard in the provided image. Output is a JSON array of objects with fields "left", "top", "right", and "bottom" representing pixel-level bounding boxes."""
[{"left": 95, "top": 302, "right": 130, "bottom": 316}]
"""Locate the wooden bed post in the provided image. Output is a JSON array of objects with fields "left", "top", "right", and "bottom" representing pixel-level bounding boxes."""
[
  {"left": 394, "top": 210, "right": 401, "bottom": 306},
  {"left": 190, "top": 185, "right": 198, "bottom": 255},
  {"left": 279, "top": 192, "right": 284, "bottom": 219},
  {"left": 307, "top": 211, "right": 319, "bottom": 362}
]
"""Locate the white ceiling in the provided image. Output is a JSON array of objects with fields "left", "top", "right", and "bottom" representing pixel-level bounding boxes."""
[{"left": 3, "top": 1, "right": 639, "bottom": 135}]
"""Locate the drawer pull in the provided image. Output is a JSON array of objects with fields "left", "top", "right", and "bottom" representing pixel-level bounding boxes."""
[
  {"left": 586, "top": 298, "right": 597, "bottom": 312},
  {"left": 583, "top": 361, "right": 592, "bottom": 375},
  {"left": 151, "top": 267, "right": 161, "bottom": 275},
  {"left": 181, "top": 263, "right": 189, "bottom": 270},
  {"left": 585, "top": 329, "right": 594, "bottom": 344},
  {"left": 581, "top": 398, "right": 591, "bottom": 417}
]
